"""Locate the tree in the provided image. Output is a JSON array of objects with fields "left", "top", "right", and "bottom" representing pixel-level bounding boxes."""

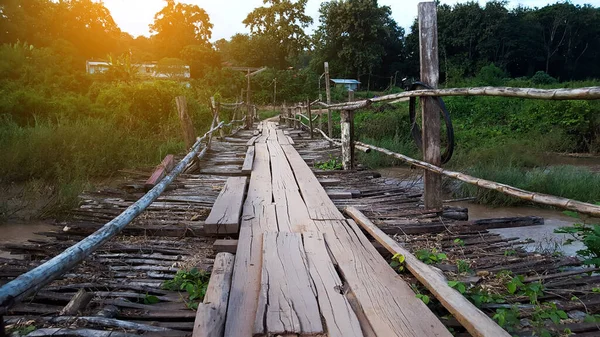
[
  {"left": 312, "top": 0, "right": 404, "bottom": 86},
  {"left": 243, "top": 0, "right": 313, "bottom": 68},
  {"left": 150, "top": 0, "right": 212, "bottom": 58},
  {"left": 180, "top": 44, "right": 221, "bottom": 79}
]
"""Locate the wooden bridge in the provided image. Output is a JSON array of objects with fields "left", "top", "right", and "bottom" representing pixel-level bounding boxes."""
[{"left": 3, "top": 2, "right": 600, "bottom": 336}]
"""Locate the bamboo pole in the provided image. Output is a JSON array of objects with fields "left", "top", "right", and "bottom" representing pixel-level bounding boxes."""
[
  {"left": 355, "top": 140, "right": 600, "bottom": 218},
  {"left": 323, "top": 86, "right": 600, "bottom": 111},
  {"left": 345, "top": 207, "right": 511, "bottom": 337}
]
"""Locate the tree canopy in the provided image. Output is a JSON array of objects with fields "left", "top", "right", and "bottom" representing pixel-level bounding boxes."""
[
  {"left": 149, "top": 0, "right": 213, "bottom": 58},
  {"left": 243, "top": 0, "right": 313, "bottom": 68}
]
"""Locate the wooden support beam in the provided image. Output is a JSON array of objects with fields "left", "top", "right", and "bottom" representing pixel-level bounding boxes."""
[
  {"left": 246, "top": 69, "right": 252, "bottom": 130},
  {"left": 340, "top": 110, "right": 355, "bottom": 170},
  {"left": 205, "top": 177, "right": 248, "bottom": 234},
  {"left": 176, "top": 96, "right": 196, "bottom": 150},
  {"left": 213, "top": 240, "right": 238, "bottom": 254},
  {"left": 419, "top": 1, "right": 442, "bottom": 209},
  {"left": 325, "top": 62, "right": 333, "bottom": 143},
  {"left": 59, "top": 289, "right": 93, "bottom": 316},
  {"left": 192, "top": 252, "right": 235, "bottom": 337},
  {"left": 345, "top": 206, "right": 511, "bottom": 337},
  {"left": 307, "top": 99, "right": 313, "bottom": 139},
  {"left": 144, "top": 155, "right": 175, "bottom": 191},
  {"left": 241, "top": 146, "right": 255, "bottom": 174},
  {"left": 211, "top": 97, "right": 225, "bottom": 140}
]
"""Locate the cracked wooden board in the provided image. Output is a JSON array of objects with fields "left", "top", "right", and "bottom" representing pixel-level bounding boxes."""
[
  {"left": 281, "top": 144, "right": 345, "bottom": 221},
  {"left": 254, "top": 232, "right": 323, "bottom": 336},
  {"left": 204, "top": 176, "right": 248, "bottom": 234},
  {"left": 303, "top": 231, "right": 363, "bottom": 337},
  {"left": 314, "top": 219, "right": 452, "bottom": 337},
  {"left": 267, "top": 141, "right": 317, "bottom": 233}
]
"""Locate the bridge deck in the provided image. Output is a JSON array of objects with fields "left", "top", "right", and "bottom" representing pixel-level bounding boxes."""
[
  {"left": 223, "top": 122, "right": 451, "bottom": 337},
  {"left": 3, "top": 121, "right": 597, "bottom": 336}
]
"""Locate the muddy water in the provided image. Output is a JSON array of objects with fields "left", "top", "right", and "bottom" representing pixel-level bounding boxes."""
[
  {"left": 453, "top": 202, "right": 585, "bottom": 257},
  {"left": 377, "top": 165, "right": 586, "bottom": 257},
  {"left": 0, "top": 221, "right": 55, "bottom": 259}
]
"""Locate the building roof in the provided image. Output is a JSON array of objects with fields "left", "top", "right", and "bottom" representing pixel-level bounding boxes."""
[{"left": 331, "top": 79, "right": 361, "bottom": 84}]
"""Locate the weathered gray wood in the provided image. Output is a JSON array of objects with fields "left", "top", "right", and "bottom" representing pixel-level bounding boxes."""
[
  {"left": 419, "top": 1, "right": 442, "bottom": 210},
  {"left": 281, "top": 144, "right": 345, "bottom": 220},
  {"left": 314, "top": 219, "right": 452, "bottom": 337},
  {"left": 212, "top": 240, "right": 238, "bottom": 254},
  {"left": 345, "top": 207, "right": 511, "bottom": 337},
  {"left": 145, "top": 155, "right": 175, "bottom": 191},
  {"left": 254, "top": 232, "right": 322, "bottom": 335},
  {"left": 246, "top": 136, "right": 258, "bottom": 146},
  {"left": 267, "top": 141, "right": 317, "bottom": 233},
  {"left": 340, "top": 110, "right": 354, "bottom": 170},
  {"left": 303, "top": 232, "right": 363, "bottom": 337},
  {"left": 324, "top": 62, "right": 332, "bottom": 142},
  {"left": 241, "top": 146, "right": 255, "bottom": 174},
  {"left": 59, "top": 289, "right": 93, "bottom": 316},
  {"left": 307, "top": 99, "right": 313, "bottom": 139},
  {"left": 204, "top": 176, "right": 248, "bottom": 234},
  {"left": 176, "top": 96, "right": 196, "bottom": 150},
  {"left": 224, "top": 143, "right": 274, "bottom": 337},
  {"left": 193, "top": 252, "right": 235, "bottom": 337}
]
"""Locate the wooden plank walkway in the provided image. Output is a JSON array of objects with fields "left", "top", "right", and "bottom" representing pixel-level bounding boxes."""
[{"left": 224, "top": 121, "right": 451, "bottom": 337}]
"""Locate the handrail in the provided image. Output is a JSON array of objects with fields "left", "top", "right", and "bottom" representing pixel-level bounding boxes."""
[
  {"left": 0, "top": 121, "right": 228, "bottom": 314},
  {"left": 312, "top": 86, "right": 600, "bottom": 111},
  {"left": 355, "top": 140, "right": 600, "bottom": 217},
  {"left": 295, "top": 113, "right": 319, "bottom": 122}
]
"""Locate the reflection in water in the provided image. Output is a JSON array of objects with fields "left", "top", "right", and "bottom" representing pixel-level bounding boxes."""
[{"left": 0, "top": 221, "right": 55, "bottom": 259}]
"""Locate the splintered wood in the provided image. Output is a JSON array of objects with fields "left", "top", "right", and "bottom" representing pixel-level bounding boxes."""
[{"left": 223, "top": 121, "right": 453, "bottom": 337}]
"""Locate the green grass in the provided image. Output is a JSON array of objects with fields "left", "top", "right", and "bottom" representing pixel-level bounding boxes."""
[
  {"left": 258, "top": 109, "right": 280, "bottom": 120},
  {"left": 0, "top": 117, "right": 186, "bottom": 216}
]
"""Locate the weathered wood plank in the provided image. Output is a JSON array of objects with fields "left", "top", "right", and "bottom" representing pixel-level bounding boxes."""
[
  {"left": 303, "top": 232, "right": 363, "bottom": 337},
  {"left": 193, "top": 252, "right": 235, "bottom": 337},
  {"left": 144, "top": 155, "right": 175, "bottom": 191},
  {"left": 224, "top": 142, "right": 274, "bottom": 337},
  {"left": 281, "top": 144, "right": 344, "bottom": 220},
  {"left": 205, "top": 176, "right": 248, "bottom": 234},
  {"left": 213, "top": 240, "right": 238, "bottom": 254},
  {"left": 254, "top": 232, "right": 322, "bottom": 335},
  {"left": 345, "top": 206, "right": 511, "bottom": 337},
  {"left": 241, "top": 146, "right": 255, "bottom": 174},
  {"left": 267, "top": 141, "right": 318, "bottom": 233},
  {"left": 314, "top": 219, "right": 452, "bottom": 337}
]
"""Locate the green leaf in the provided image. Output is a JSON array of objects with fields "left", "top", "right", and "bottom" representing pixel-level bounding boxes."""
[{"left": 144, "top": 295, "right": 160, "bottom": 304}]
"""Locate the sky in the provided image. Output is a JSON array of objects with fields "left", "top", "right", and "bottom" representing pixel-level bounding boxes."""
[{"left": 101, "top": 0, "right": 600, "bottom": 42}]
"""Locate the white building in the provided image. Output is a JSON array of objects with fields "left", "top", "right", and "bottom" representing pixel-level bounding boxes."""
[{"left": 85, "top": 61, "right": 191, "bottom": 79}]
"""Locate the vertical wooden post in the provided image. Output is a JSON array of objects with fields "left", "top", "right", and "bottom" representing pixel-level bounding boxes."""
[
  {"left": 419, "top": 1, "right": 442, "bottom": 210},
  {"left": 208, "top": 97, "right": 219, "bottom": 149},
  {"left": 176, "top": 96, "right": 196, "bottom": 149},
  {"left": 294, "top": 106, "right": 300, "bottom": 129},
  {"left": 286, "top": 108, "right": 292, "bottom": 128},
  {"left": 324, "top": 62, "right": 333, "bottom": 143},
  {"left": 340, "top": 110, "right": 355, "bottom": 170},
  {"left": 307, "top": 99, "right": 313, "bottom": 138},
  {"left": 348, "top": 90, "right": 354, "bottom": 102},
  {"left": 318, "top": 107, "right": 323, "bottom": 133},
  {"left": 246, "top": 69, "right": 252, "bottom": 129}
]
